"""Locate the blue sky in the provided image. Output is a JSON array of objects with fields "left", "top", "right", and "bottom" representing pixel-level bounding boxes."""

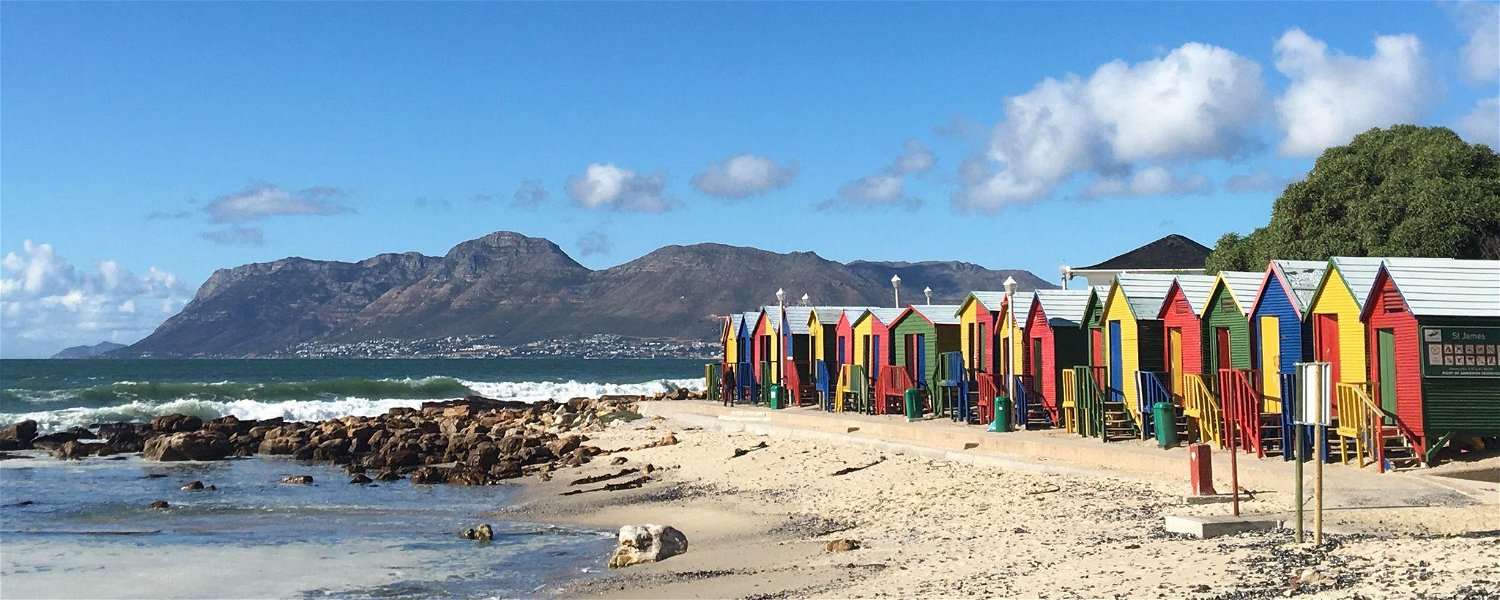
[{"left": 2, "top": 2, "right": 1497, "bottom": 357}]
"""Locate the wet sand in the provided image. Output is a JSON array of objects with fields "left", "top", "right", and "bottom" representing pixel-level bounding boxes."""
[{"left": 503, "top": 401, "right": 1500, "bottom": 599}]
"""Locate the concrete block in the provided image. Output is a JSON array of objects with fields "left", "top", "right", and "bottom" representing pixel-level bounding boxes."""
[{"left": 1164, "top": 514, "right": 1284, "bottom": 538}]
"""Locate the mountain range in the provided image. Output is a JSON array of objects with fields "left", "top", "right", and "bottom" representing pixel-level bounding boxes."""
[{"left": 121, "top": 231, "right": 1054, "bottom": 357}]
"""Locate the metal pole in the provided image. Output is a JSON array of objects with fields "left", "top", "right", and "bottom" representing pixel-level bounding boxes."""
[
  {"left": 1294, "top": 423, "right": 1305, "bottom": 544},
  {"left": 1314, "top": 423, "right": 1324, "bottom": 546}
]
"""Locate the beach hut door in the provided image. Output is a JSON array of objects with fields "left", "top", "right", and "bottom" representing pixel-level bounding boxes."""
[
  {"left": 1168, "top": 328, "right": 1184, "bottom": 395},
  {"left": 1377, "top": 329, "right": 1398, "bottom": 423},
  {"left": 1260, "top": 316, "right": 1280, "bottom": 400},
  {"left": 1108, "top": 321, "right": 1123, "bottom": 396},
  {"left": 1315, "top": 314, "right": 1341, "bottom": 385},
  {"left": 915, "top": 334, "right": 927, "bottom": 387},
  {"left": 1215, "top": 329, "right": 1233, "bottom": 371}
]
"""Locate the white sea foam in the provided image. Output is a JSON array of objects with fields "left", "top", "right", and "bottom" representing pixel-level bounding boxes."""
[{"left": 1, "top": 377, "right": 705, "bottom": 432}]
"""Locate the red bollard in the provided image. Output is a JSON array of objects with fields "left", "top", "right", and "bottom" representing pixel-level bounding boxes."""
[{"left": 1188, "top": 443, "right": 1217, "bottom": 496}]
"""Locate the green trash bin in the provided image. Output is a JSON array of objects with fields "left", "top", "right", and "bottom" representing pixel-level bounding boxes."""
[
  {"left": 768, "top": 384, "right": 783, "bottom": 409},
  {"left": 1152, "top": 401, "right": 1178, "bottom": 448},
  {"left": 903, "top": 388, "right": 922, "bottom": 421},
  {"left": 992, "top": 395, "right": 1013, "bottom": 432}
]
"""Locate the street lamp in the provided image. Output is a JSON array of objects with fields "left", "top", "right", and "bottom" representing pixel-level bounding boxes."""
[
  {"left": 800, "top": 293, "right": 810, "bottom": 307},
  {"left": 891, "top": 274, "right": 901, "bottom": 307},
  {"left": 1003, "top": 276, "right": 1018, "bottom": 428},
  {"left": 776, "top": 288, "right": 786, "bottom": 307},
  {"left": 923, "top": 286, "right": 933, "bottom": 305}
]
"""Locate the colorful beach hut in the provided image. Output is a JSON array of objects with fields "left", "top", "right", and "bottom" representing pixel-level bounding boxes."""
[
  {"left": 782, "top": 306, "right": 815, "bottom": 406},
  {"left": 809, "top": 307, "right": 867, "bottom": 410},
  {"left": 888, "top": 304, "right": 962, "bottom": 416},
  {"left": 1202, "top": 271, "right": 1277, "bottom": 456},
  {"left": 1024, "top": 289, "right": 1091, "bottom": 425},
  {"left": 956, "top": 292, "right": 1005, "bottom": 423},
  {"left": 1155, "top": 274, "right": 1218, "bottom": 396},
  {"left": 750, "top": 306, "right": 788, "bottom": 405},
  {"left": 1355, "top": 259, "right": 1500, "bottom": 467},
  {"left": 735, "top": 311, "right": 759, "bottom": 403},
  {"left": 1099, "top": 274, "right": 1176, "bottom": 438},
  {"left": 851, "top": 308, "right": 903, "bottom": 413},
  {"left": 1248, "top": 260, "right": 1327, "bottom": 459}
]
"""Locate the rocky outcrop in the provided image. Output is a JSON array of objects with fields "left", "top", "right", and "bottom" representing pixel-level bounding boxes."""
[
  {"left": 142, "top": 431, "right": 232, "bottom": 462},
  {"left": 607, "top": 524, "right": 689, "bottom": 569},
  {"left": 118, "top": 230, "right": 1054, "bottom": 357},
  {"left": 0, "top": 420, "right": 38, "bottom": 450}
]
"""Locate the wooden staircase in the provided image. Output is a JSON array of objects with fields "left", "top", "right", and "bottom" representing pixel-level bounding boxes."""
[
  {"left": 1334, "top": 382, "right": 1425, "bottom": 472},
  {"left": 1012, "top": 375, "right": 1050, "bottom": 430},
  {"left": 1099, "top": 397, "right": 1136, "bottom": 441},
  {"left": 1217, "top": 368, "right": 1284, "bottom": 458}
]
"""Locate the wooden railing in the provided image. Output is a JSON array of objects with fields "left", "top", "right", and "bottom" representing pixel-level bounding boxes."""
[
  {"left": 1218, "top": 368, "right": 1270, "bottom": 458},
  {"left": 1060, "top": 369, "right": 1078, "bottom": 434},
  {"left": 814, "top": 360, "right": 832, "bottom": 411},
  {"left": 975, "top": 371, "right": 999, "bottom": 425},
  {"left": 874, "top": 366, "right": 916, "bottom": 416},
  {"left": 1182, "top": 373, "right": 1222, "bottom": 447},
  {"left": 1072, "top": 366, "right": 1108, "bottom": 438},
  {"left": 1012, "top": 374, "right": 1038, "bottom": 429}
]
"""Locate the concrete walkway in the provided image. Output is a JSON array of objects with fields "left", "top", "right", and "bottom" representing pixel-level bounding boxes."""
[{"left": 637, "top": 400, "right": 1496, "bottom": 508}]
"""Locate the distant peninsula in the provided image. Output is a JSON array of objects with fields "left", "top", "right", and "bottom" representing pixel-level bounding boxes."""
[{"left": 51, "top": 341, "right": 126, "bottom": 359}]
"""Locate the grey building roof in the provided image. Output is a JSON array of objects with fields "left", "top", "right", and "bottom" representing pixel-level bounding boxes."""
[
  {"left": 905, "top": 304, "right": 962, "bottom": 326},
  {"left": 1379, "top": 259, "right": 1500, "bottom": 318},
  {"left": 855, "top": 307, "right": 905, "bottom": 328},
  {"left": 1031, "top": 289, "right": 1091, "bottom": 326},
  {"left": 1170, "top": 274, "right": 1219, "bottom": 314},
  {"left": 783, "top": 307, "right": 814, "bottom": 334},
  {"left": 1006, "top": 294, "right": 1035, "bottom": 327}
]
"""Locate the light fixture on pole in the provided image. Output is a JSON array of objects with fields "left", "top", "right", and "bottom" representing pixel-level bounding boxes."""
[
  {"left": 800, "top": 293, "right": 810, "bottom": 307},
  {"left": 776, "top": 288, "right": 786, "bottom": 307},
  {"left": 923, "top": 286, "right": 933, "bottom": 305},
  {"left": 1003, "top": 276, "right": 1018, "bottom": 427},
  {"left": 891, "top": 274, "right": 901, "bottom": 307}
]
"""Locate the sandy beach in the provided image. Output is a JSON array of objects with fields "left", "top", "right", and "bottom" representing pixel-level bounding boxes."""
[{"left": 505, "top": 400, "right": 1500, "bottom": 599}]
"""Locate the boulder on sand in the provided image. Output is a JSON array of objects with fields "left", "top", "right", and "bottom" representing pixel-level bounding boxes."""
[
  {"left": 607, "top": 524, "right": 689, "bottom": 569},
  {"left": 142, "top": 431, "right": 232, "bottom": 462}
]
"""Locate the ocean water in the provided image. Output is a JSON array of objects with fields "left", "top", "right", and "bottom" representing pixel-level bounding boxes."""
[{"left": 0, "top": 358, "right": 706, "bottom": 599}]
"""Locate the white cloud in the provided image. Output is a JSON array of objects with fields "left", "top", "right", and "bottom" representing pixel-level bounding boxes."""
[
  {"left": 1084, "top": 167, "right": 1212, "bottom": 199},
  {"left": 511, "top": 179, "right": 549, "bottom": 208},
  {"left": 204, "top": 183, "right": 353, "bottom": 223},
  {"left": 1274, "top": 28, "right": 1431, "bottom": 157},
  {"left": 821, "top": 138, "right": 934, "bottom": 211},
  {"left": 691, "top": 154, "right": 800, "bottom": 199},
  {"left": 576, "top": 231, "right": 611, "bottom": 257},
  {"left": 956, "top": 42, "right": 1265, "bottom": 211},
  {"left": 1225, "top": 169, "right": 1293, "bottom": 194},
  {"left": 0, "top": 241, "right": 190, "bottom": 357},
  {"left": 1457, "top": 96, "right": 1500, "bottom": 146},
  {"left": 1449, "top": 1, "right": 1499, "bottom": 82},
  {"left": 565, "top": 163, "right": 676, "bottom": 212}
]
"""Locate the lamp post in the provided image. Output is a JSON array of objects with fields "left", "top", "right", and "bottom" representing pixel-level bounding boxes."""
[
  {"left": 923, "top": 286, "right": 932, "bottom": 305},
  {"left": 800, "top": 293, "right": 810, "bottom": 307},
  {"left": 891, "top": 274, "right": 901, "bottom": 307},
  {"left": 1003, "top": 276, "right": 1019, "bottom": 427},
  {"left": 776, "top": 288, "right": 786, "bottom": 308},
  {"left": 775, "top": 288, "right": 786, "bottom": 390}
]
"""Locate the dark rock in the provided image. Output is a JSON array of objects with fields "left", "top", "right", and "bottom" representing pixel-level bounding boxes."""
[
  {"left": 0, "top": 419, "right": 38, "bottom": 450},
  {"left": 279, "top": 475, "right": 314, "bottom": 484},
  {"left": 408, "top": 467, "right": 441, "bottom": 484},
  {"left": 376, "top": 470, "right": 403, "bottom": 481},
  {"left": 350, "top": 473, "right": 373, "bottom": 484},
  {"left": 143, "top": 431, "right": 232, "bottom": 461},
  {"left": 827, "top": 539, "right": 861, "bottom": 552},
  {"left": 97, "top": 422, "right": 154, "bottom": 452},
  {"left": 490, "top": 460, "right": 524, "bottom": 480},
  {"left": 181, "top": 480, "right": 205, "bottom": 491},
  {"left": 152, "top": 414, "right": 203, "bottom": 434},
  {"left": 65, "top": 426, "right": 97, "bottom": 440},
  {"left": 31, "top": 432, "right": 79, "bottom": 451},
  {"left": 610, "top": 456, "right": 629, "bottom": 466},
  {"left": 445, "top": 466, "right": 490, "bottom": 485},
  {"left": 149, "top": 500, "right": 170, "bottom": 509},
  {"left": 51, "top": 441, "right": 95, "bottom": 460}
]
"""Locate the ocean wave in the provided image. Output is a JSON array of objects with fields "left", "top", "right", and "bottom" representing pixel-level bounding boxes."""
[
  {"left": 0, "top": 377, "right": 704, "bottom": 433},
  {"left": 2, "top": 377, "right": 476, "bottom": 408}
]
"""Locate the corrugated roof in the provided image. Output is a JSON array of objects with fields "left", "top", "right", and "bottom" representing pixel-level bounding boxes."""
[
  {"left": 1380, "top": 259, "right": 1500, "bottom": 318},
  {"left": 1327, "top": 257, "right": 1387, "bottom": 309},
  {"left": 811, "top": 306, "right": 867, "bottom": 323},
  {"left": 1006, "top": 294, "right": 1035, "bottom": 327},
  {"left": 854, "top": 307, "right": 904, "bottom": 328},
  {"left": 1171, "top": 274, "right": 1219, "bottom": 314},
  {"left": 783, "top": 306, "right": 814, "bottom": 334},
  {"left": 907, "top": 304, "right": 962, "bottom": 326},
  {"left": 1113, "top": 273, "right": 1178, "bottom": 318},
  {"left": 1272, "top": 260, "right": 1328, "bottom": 314},
  {"left": 1215, "top": 271, "right": 1264, "bottom": 316},
  {"left": 966, "top": 291, "right": 1007, "bottom": 313},
  {"left": 729, "top": 314, "right": 743, "bottom": 333},
  {"left": 1032, "top": 289, "right": 1091, "bottom": 326}
]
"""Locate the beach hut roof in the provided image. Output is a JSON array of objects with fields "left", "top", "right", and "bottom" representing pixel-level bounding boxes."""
[
  {"left": 1031, "top": 289, "right": 1091, "bottom": 326},
  {"left": 783, "top": 307, "right": 815, "bottom": 334},
  {"left": 955, "top": 291, "right": 1007, "bottom": 317},
  {"left": 1110, "top": 273, "right": 1178, "bottom": 319},
  {"left": 1005, "top": 294, "right": 1035, "bottom": 327},
  {"left": 811, "top": 306, "right": 867, "bottom": 323},
  {"left": 729, "top": 314, "right": 744, "bottom": 333},
  {"left": 853, "top": 307, "right": 904, "bottom": 328},
  {"left": 1269, "top": 259, "right": 1328, "bottom": 315},
  {"left": 1367, "top": 259, "right": 1500, "bottom": 318},
  {"left": 1168, "top": 274, "right": 1219, "bottom": 314},
  {"left": 1213, "top": 271, "right": 1265, "bottom": 316},
  {"left": 1324, "top": 257, "right": 1388, "bottom": 309},
  {"left": 899, "top": 304, "right": 962, "bottom": 327}
]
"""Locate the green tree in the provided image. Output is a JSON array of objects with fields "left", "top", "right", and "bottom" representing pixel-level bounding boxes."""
[{"left": 1206, "top": 125, "right": 1500, "bottom": 273}]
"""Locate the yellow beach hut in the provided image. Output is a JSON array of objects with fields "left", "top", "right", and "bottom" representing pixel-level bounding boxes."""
[{"left": 1099, "top": 273, "right": 1177, "bottom": 438}]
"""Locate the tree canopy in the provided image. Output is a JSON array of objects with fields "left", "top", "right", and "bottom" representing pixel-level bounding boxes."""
[{"left": 1205, "top": 125, "right": 1500, "bottom": 273}]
